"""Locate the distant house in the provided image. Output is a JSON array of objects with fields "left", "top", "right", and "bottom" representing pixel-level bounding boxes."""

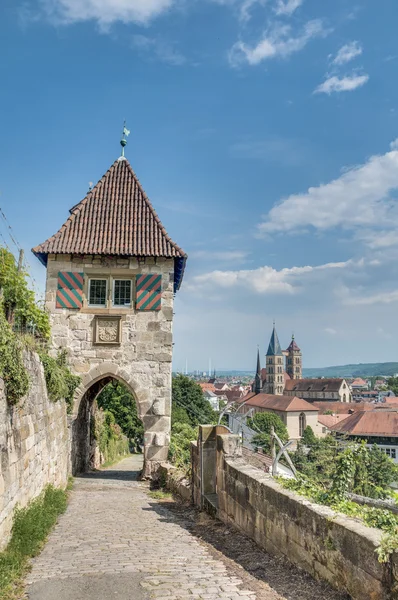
[
  {"left": 330, "top": 408, "right": 398, "bottom": 464},
  {"left": 214, "top": 382, "right": 230, "bottom": 391},
  {"left": 237, "top": 392, "right": 322, "bottom": 441},
  {"left": 284, "top": 378, "right": 351, "bottom": 403},
  {"left": 203, "top": 390, "right": 220, "bottom": 411},
  {"left": 317, "top": 413, "right": 351, "bottom": 435},
  {"left": 350, "top": 377, "right": 368, "bottom": 390},
  {"left": 199, "top": 382, "right": 216, "bottom": 393}
]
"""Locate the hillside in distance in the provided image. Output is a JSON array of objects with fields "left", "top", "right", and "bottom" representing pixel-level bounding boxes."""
[{"left": 303, "top": 363, "right": 398, "bottom": 378}]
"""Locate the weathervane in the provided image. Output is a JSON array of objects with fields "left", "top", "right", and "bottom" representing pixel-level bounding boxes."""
[{"left": 120, "top": 121, "right": 131, "bottom": 158}]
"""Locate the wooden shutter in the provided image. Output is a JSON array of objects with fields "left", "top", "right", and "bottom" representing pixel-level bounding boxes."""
[
  {"left": 135, "top": 275, "right": 162, "bottom": 311},
  {"left": 56, "top": 272, "right": 84, "bottom": 309}
]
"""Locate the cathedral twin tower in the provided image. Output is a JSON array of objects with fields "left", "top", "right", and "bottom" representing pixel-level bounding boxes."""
[{"left": 255, "top": 324, "right": 303, "bottom": 396}]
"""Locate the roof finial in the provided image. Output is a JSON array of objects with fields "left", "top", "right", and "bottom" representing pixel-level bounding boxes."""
[
  {"left": 273, "top": 318, "right": 276, "bottom": 327},
  {"left": 120, "top": 120, "right": 130, "bottom": 159}
]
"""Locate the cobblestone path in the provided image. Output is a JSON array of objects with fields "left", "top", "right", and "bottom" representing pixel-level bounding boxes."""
[{"left": 25, "top": 456, "right": 346, "bottom": 600}]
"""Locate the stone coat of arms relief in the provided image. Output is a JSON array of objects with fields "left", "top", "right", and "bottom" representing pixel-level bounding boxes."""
[{"left": 94, "top": 316, "right": 121, "bottom": 345}]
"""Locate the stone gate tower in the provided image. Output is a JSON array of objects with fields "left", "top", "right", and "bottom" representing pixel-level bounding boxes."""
[{"left": 33, "top": 146, "right": 187, "bottom": 477}]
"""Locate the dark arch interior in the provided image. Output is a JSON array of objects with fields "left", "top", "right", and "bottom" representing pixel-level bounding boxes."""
[{"left": 71, "top": 376, "right": 142, "bottom": 475}]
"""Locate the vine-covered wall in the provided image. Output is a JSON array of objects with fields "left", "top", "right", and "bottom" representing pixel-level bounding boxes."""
[{"left": 0, "top": 352, "right": 69, "bottom": 549}]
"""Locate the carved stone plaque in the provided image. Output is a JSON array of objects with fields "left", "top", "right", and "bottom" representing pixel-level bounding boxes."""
[{"left": 94, "top": 316, "right": 121, "bottom": 345}]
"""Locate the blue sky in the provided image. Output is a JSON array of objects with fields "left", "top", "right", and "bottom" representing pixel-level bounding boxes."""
[{"left": 1, "top": 0, "right": 398, "bottom": 371}]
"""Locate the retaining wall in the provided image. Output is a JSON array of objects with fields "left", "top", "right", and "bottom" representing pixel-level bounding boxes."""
[
  {"left": 0, "top": 352, "right": 69, "bottom": 548},
  {"left": 193, "top": 426, "right": 398, "bottom": 600}
]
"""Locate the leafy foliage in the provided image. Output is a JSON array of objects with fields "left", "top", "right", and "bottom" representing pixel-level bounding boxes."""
[
  {"left": 168, "top": 375, "right": 215, "bottom": 472},
  {"left": 168, "top": 422, "right": 198, "bottom": 470},
  {"left": 93, "top": 409, "right": 130, "bottom": 465},
  {"left": 281, "top": 440, "right": 398, "bottom": 562},
  {"left": 248, "top": 412, "right": 288, "bottom": 453},
  {"left": 292, "top": 435, "right": 339, "bottom": 485},
  {"left": 39, "top": 350, "right": 80, "bottom": 413},
  {"left": 387, "top": 376, "right": 398, "bottom": 396},
  {"left": 172, "top": 375, "right": 217, "bottom": 427},
  {"left": 0, "top": 312, "right": 29, "bottom": 405},
  {"left": 301, "top": 425, "right": 317, "bottom": 447},
  {"left": 97, "top": 382, "right": 143, "bottom": 452},
  {"left": 0, "top": 247, "right": 50, "bottom": 339},
  {"left": 0, "top": 485, "right": 68, "bottom": 599}
]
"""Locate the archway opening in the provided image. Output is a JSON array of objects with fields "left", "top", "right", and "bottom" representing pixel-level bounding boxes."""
[{"left": 71, "top": 376, "right": 143, "bottom": 475}]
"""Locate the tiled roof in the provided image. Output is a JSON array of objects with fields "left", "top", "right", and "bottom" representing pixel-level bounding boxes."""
[
  {"left": 286, "top": 337, "right": 301, "bottom": 352},
  {"left": 330, "top": 410, "right": 398, "bottom": 437},
  {"left": 314, "top": 401, "right": 374, "bottom": 414},
  {"left": 238, "top": 392, "right": 318, "bottom": 412},
  {"left": 318, "top": 413, "right": 350, "bottom": 428},
  {"left": 285, "top": 378, "right": 344, "bottom": 393},
  {"left": 199, "top": 383, "right": 216, "bottom": 393},
  {"left": 32, "top": 158, "right": 187, "bottom": 291}
]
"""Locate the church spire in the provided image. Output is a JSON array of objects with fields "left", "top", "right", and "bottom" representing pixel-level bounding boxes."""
[
  {"left": 266, "top": 322, "right": 283, "bottom": 356},
  {"left": 254, "top": 347, "right": 262, "bottom": 394}
]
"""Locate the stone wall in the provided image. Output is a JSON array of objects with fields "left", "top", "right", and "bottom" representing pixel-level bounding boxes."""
[
  {"left": 0, "top": 353, "right": 69, "bottom": 549},
  {"left": 193, "top": 426, "right": 398, "bottom": 600},
  {"left": 45, "top": 254, "right": 175, "bottom": 476}
]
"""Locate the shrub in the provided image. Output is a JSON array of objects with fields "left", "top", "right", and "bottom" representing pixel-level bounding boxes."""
[
  {"left": 0, "top": 313, "right": 29, "bottom": 405},
  {"left": 168, "top": 422, "right": 198, "bottom": 471},
  {"left": 39, "top": 350, "right": 80, "bottom": 413}
]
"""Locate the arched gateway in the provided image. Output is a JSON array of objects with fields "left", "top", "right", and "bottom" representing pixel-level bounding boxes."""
[{"left": 32, "top": 140, "right": 187, "bottom": 478}]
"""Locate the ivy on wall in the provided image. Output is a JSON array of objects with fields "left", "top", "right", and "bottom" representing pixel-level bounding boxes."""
[{"left": 0, "top": 312, "right": 30, "bottom": 404}]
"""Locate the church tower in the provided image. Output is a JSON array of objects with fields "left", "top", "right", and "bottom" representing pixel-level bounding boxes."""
[
  {"left": 264, "top": 323, "right": 284, "bottom": 395},
  {"left": 286, "top": 335, "right": 302, "bottom": 380},
  {"left": 253, "top": 347, "right": 262, "bottom": 394}
]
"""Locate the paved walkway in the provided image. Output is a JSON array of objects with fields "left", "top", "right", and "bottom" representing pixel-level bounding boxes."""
[
  {"left": 25, "top": 456, "right": 346, "bottom": 600},
  {"left": 26, "top": 456, "right": 269, "bottom": 600}
]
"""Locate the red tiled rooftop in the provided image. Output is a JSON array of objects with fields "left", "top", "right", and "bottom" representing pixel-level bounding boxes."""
[
  {"left": 238, "top": 392, "right": 318, "bottom": 412},
  {"left": 33, "top": 158, "right": 187, "bottom": 289},
  {"left": 330, "top": 410, "right": 398, "bottom": 437}
]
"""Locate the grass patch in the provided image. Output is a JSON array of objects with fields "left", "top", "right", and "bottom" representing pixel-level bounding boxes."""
[
  {"left": 0, "top": 485, "right": 68, "bottom": 600},
  {"left": 148, "top": 490, "right": 173, "bottom": 500}
]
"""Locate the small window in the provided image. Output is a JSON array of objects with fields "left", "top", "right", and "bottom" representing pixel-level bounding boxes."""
[
  {"left": 89, "top": 279, "right": 107, "bottom": 306},
  {"left": 113, "top": 280, "right": 132, "bottom": 306}
]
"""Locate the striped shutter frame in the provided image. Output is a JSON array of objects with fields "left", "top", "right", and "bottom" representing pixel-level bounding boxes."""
[
  {"left": 56, "top": 272, "right": 84, "bottom": 309},
  {"left": 135, "top": 275, "right": 162, "bottom": 311}
]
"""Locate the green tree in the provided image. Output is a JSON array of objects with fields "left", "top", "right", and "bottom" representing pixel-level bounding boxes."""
[
  {"left": 0, "top": 247, "right": 50, "bottom": 339},
  {"left": 97, "top": 382, "right": 143, "bottom": 452},
  {"left": 387, "top": 377, "right": 398, "bottom": 396},
  {"left": 301, "top": 425, "right": 317, "bottom": 447},
  {"left": 248, "top": 412, "right": 289, "bottom": 452},
  {"left": 293, "top": 435, "right": 339, "bottom": 484},
  {"left": 172, "top": 375, "right": 216, "bottom": 427},
  {"left": 168, "top": 422, "right": 198, "bottom": 470}
]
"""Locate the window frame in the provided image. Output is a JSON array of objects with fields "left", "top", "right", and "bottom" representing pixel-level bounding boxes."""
[
  {"left": 88, "top": 278, "right": 109, "bottom": 308},
  {"left": 112, "top": 278, "right": 133, "bottom": 308}
]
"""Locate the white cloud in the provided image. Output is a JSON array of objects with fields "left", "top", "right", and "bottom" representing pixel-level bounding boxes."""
[
  {"left": 274, "top": 0, "right": 303, "bottom": 16},
  {"left": 229, "top": 19, "right": 327, "bottom": 66},
  {"left": 259, "top": 139, "right": 398, "bottom": 235},
  {"left": 132, "top": 34, "right": 186, "bottom": 65},
  {"left": 315, "top": 74, "right": 369, "bottom": 94},
  {"left": 332, "top": 41, "right": 362, "bottom": 65},
  {"left": 346, "top": 290, "right": 398, "bottom": 306},
  {"left": 324, "top": 327, "right": 337, "bottom": 335},
  {"left": 40, "top": 0, "right": 174, "bottom": 26},
  {"left": 188, "top": 259, "right": 353, "bottom": 294}
]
